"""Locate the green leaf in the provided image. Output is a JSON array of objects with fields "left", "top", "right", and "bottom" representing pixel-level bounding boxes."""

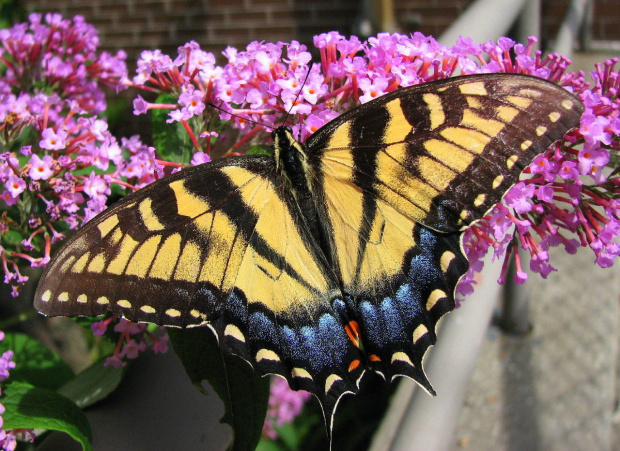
[
  {"left": 256, "top": 438, "right": 286, "bottom": 451},
  {"left": 2, "top": 381, "right": 92, "bottom": 451},
  {"left": 247, "top": 145, "right": 273, "bottom": 156},
  {"left": 0, "top": 332, "right": 74, "bottom": 391},
  {"left": 57, "top": 358, "right": 126, "bottom": 409},
  {"left": 2, "top": 230, "right": 23, "bottom": 248},
  {"left": 152, "top": 93, "right": 194, "bottom": 163},
  {"left": 168, "top": 327, "right": 270, "bottom": 451}
]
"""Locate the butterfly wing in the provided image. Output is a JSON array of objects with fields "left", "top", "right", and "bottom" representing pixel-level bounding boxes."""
[
  {"left": 306, "top": 74, "right": 584, "bottom": 385},
  {"left": 309, "top": 74, "right": 584, "bottom": 232},
  {"left": 35, "top": 155, "right": 365, "bottom": 412}
]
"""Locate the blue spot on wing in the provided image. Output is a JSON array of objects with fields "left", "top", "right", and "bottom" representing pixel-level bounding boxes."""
[{"left": 347, "top": 225, "right": 467, "bottom": 379}]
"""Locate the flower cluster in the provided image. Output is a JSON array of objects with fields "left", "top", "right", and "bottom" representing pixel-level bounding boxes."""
[
  {"left": 0, "top": 13, "right": 159, "bottom": 296},
  {"left": 262, "top": 377, "right": 311, "bottom": 440},
  {"left": 90, "top": 318, "right": 169, "bottom": 368},
  {"left": 457, "top": 53, "right": 620, "bottom": 297},
  {"left": 0, "top": 331, "right": 21, "bottom": 450}
]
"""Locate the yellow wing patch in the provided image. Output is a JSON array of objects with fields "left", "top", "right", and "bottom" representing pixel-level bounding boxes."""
[
  {"left": 354, "top": 199, "right": 416, "bottom": 288},
  {"left": 231, "top": 168, "right": 332, "bottom": 312},
  {"left": 320, "top": 168, "right": 416, "bottom": 291}
]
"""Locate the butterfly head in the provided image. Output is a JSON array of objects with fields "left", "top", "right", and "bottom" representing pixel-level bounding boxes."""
[{"left": 272, "top": 125, "right": 312, "bottom": 190}]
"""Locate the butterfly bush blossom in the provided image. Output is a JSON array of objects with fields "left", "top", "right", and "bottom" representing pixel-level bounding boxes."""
[{"left": 0, "top": 13, "right": 163, "bottom": 295}]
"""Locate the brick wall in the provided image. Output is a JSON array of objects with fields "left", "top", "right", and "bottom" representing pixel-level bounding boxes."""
[
  {"left": 22, "top": 0, "right": 361, "bottom": 65},
  {"left": 28, "top": 0, "right": 595, "bottom": 71},
  {"left": 541, "top": 0, "right": 571, "bottom": 43},
  {"left": 591, "top": 0, "right": 620, "bottom": 41},
  {"left": 21, "top": 0, "right": 610, "bottom": 68},
  {"left": 393, "top": 0, "right": 474, "bottom": 38}
]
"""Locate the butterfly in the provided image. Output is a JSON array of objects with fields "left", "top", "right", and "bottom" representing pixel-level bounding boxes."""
[{"left": 34, "top": 73, "right": 584, "bottom": 428}]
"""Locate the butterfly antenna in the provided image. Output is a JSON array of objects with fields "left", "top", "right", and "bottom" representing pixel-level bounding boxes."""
[
  {"left": 282, "top": 67, "right": 312, "bottom": 134},
  {"left": 205, "top": 101, "right": 275, "bottom": 132}
]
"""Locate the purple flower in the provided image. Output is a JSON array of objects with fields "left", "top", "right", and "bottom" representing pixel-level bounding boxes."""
[
  {"left": 504, "top": 182, "right": 535, "bottom": 214},
  {"left": 0, "top": 350, "right": 15, "bottom": 380},
  {"left": 263, "top": 377, "right": 311, "bottom": 439},
  {"left": 113, "top": 318, "right": 146, "bottom": 335},
  {"left": 152, "top": 333, "right": 169, "bottom": 354},
  {"left": 120, "top": 339, "right": 147, "bottom": 360},
  {"left": 39, "top": 128, "right": 67, "bottom": 151},
  {"left": 529, "top": 154, "right": 558, "bottom": 182},
  {"left": 558, "top": 160, "right": 580, "bottom": 181},
  {"left": 577, "top": 147, "right": 609, "bottom": 175},
  {"left": 82, "top": 172, "right": 110, "bottom": 202},
  {"left": 191, "top": 152, "right": 211, "bottom": 165},
  {"left": 0, "top": 330, "right": 24, "bottom": 448},
  {"left": 133, "top": 95, "right": 150, "bottom": 115},
  {"left": 4, "top": 176, "right": 25, "bottom": 197},
  {"left": 104, "top": 355, "right": 126, "bottom": 368},
  {"left": 580, "top": 112, "right": 612, "bottom": 146},
  {"left": 90, "top": 320, "right": 109, "bottom": 337},
  {"left": 359, "top": 77, "right": 389, "bottom": 104},
  {"left": 178, "top": 86, "right": 205, "bottom": 117},
  {"left": 535, "top": 184, "right": 554, "bottom": 202},
  {"left": 28, "top": 154, "right": 55, "bottom": 181},
  {"left": 134, "top": 49, "right": 174, "bottom": 82}
]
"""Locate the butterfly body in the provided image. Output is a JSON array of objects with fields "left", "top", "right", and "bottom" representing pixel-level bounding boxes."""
[{"left": 34, "top": 74, "right": 584, "bottom": 425}]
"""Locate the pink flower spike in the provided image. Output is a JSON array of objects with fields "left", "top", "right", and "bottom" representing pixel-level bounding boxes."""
[{"left": 104, "top": 355, "right": 126, "bottom": 368}]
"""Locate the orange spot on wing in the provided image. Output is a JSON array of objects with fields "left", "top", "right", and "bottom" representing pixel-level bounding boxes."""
[
  {"left": 345, "top": 321, "right": 362, "bottom": 348},
  {"left": 348, "top": 359, "right": 361, "bottom": 372},
  {"left": 369, "top": 354, "right": 381, "bottom": 362}
]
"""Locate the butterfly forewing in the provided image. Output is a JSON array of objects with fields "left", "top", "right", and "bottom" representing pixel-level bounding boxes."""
[
  {"left": 36, "top": 157, "right": 338, "bottom": 323},
  {"left": 308, "top": 74, "right": 584, "bottom": 232}
]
